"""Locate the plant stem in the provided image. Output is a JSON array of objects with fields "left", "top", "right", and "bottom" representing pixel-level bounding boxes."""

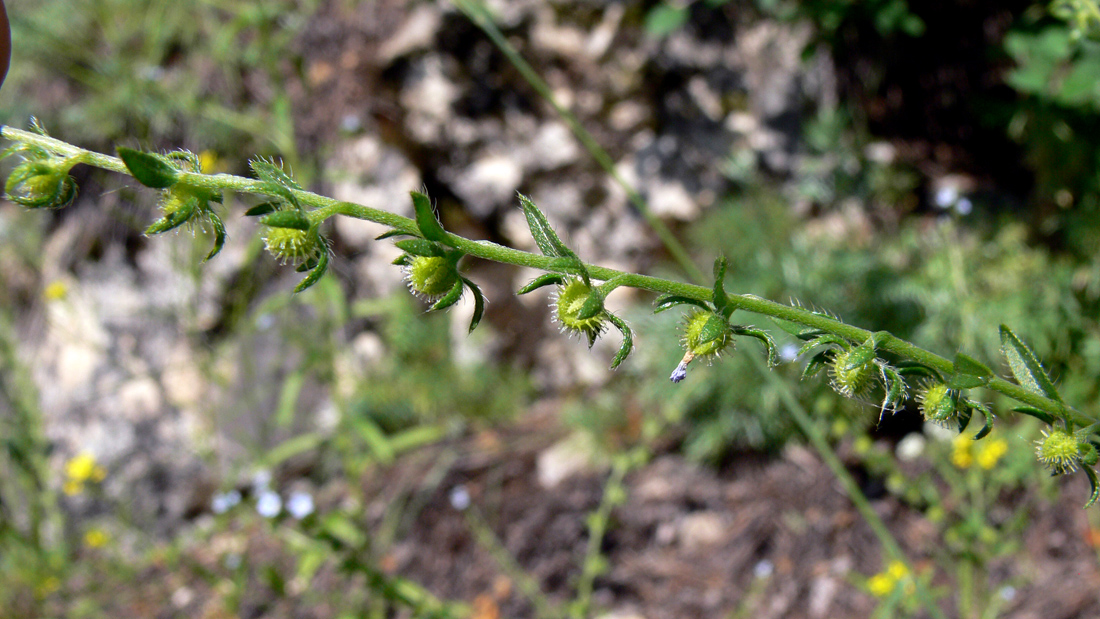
[{"left": 1, "top": 124, "right": 1093, "bottom": 428}]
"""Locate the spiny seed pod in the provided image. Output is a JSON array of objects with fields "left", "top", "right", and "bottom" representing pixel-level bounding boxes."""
[
  {"left": 553, "top": 278, "right": 605, "bottom": 341},
  {"left": 918, "top": 383, "right": 956, "bottom": 424},
  {"left": 829, "top": 348, "right": 875, "bottom": 397},
  {"left": 1036, "top": 428, "right": 1086, "bottom": 474},
  {"left": 5, "top": 160, "right": 77, "bottom": 209},
  {"left": 404, "top": 255, "right": 459, "bottom": 301},
  {"left": 670, "top": 310, "right": 733, "bottom": 383},
  {"left": 263, "top": 227, "right": 325, "bottom": 265}
]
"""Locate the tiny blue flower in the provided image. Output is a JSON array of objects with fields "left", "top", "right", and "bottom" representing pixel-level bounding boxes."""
[
  {"left": 449, "top": 485, "right": 471, "bottom": 511},
  {"left": 211, "top": 489, "right": 242, "bottom": 514},
  {"left": 256, "top": 489, "right": 282, "bottom": 518},
  {"left": 286, "top": 491, "right": 315, "bottom": 519}
]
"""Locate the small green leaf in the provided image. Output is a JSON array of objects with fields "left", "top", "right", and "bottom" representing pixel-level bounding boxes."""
[
  {"left": 250, "top": 158, "right": 303, "bottom": 190},
  {"left": 802, "top": 350, "right": 830, "bottom": 380},
  {"left": 771, "top": 317, "right": 825, "bottom": 340},
  {"left": 576, "top": 287, "right": 605, "bottom": 321},
  {"left": 697, "top": 313, "right": 729, "bottom": 345},
  {"left": 517, "top": 273, "right": 564, "bottom": 295},
  {"left": 731, "top": 325, "right": 778, "bottom": 367},
  {"left": 653, "top": 294, "right": 711, "bottom": 314},
  {"left": 645, "top": 3, "right": 689, "bottom": 38},
  {"left": 1011, "top": 405, "right": 1057, "bottom": 425},
  {"left": 117, "top": 147, "right": 180, "bottom": 189},
  {"left": 1084, "top": 467, "right": 1100, "bottom": 509},
  {"left": 375, "top": 229, "right": 413, "bottom": 241},
  {"left": 411, "top": 191, "right": 447, "bottom": 242},
  {"left": 430, "top": 279, "right": 465, "bottom": 311},
  {"left": 895, "top": 361, "right": 942, "bottom": 381},
  {"left": 261, "top": 210, "right": 311, "bottom": 230},
  {"left": 204, "top": 211, "right": 227, "bottom": 262},
  {"left": 844, "top": 336, "right": 877, "bottom": 370},
  {"left": 518, "top": 193, "right": 582, "bottom": 262},
  {"left": 244, "top": 202, "right": 279, "bottom": 217},
  {"left": 956, "top": 405, "right": 973, "bottom": 435},
  {"left": 264, "top": 432, "right": 324, "bottom": 468},
  {"left": 607, "top": 313, "right": 633, "bottom": 370},
  {"left": 145, "top": 197, "right": 197, "bottom": 234},
  {"left": 712, "top": 255, "right": 730, "bottom": 316},
  {"left": 462, "top": 277, "right": 486, "bottom": 333},
  {"left": 394, "top": 239, "right": 445, "bottom": 257},
  {"left": 796, "top": 334, "right": 848, "bottom": 359},
  {"left": 967, "top": 401, "right": 995, "bottom": 441},
  {"left": 294, "top": 248, "right": 329, "bottom": 293},
  {"left": 947, "top": 352, "right": 994, "bottom": 389},
  {"left": 1000, "top": 325, "right": 1063, "bottom": 404}
]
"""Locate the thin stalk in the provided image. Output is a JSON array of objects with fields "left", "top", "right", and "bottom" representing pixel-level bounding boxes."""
[
  {"left": 451, "top": 0, "right": 708, "bottom": 286},
  {"left": 750, "top": 353, "right": 948, "bottom": 619},
  {"left": 1, "top": 123, "right": 1093, "bottom": 428}
]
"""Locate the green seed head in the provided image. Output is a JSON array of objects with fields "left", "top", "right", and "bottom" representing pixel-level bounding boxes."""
[
  {"left": 1036, "top": 428, "right": 1085, "bottom": 474},
  {"left": 5, "top": 160, "right": 77, "bottom": 209},
  {"left": 829, "top": 348, "right": 874, "bottom": 397},
  {"left": 918, "top": 383, "right": 955, "bottom": 423},
  {"left": 681, "top": 309, "right": 732, "bottom": 360},
  {"left": 554, "top": 279, "right": 605, "bottom": 340},
  {"left": 404, "top": 255, "right": 459, "bottom": 300},
  {"left": 263, "top": 227, "right": 325, "bottom": 265}
]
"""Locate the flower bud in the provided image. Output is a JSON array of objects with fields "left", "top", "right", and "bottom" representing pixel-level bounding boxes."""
[
  {"left": 403, "top": 255, "right": 459, "bottom": 301},
  {"left": 5, "top": 159, "right": 77, "bottom": 209},
  {"left": 553, "top": 278, "right": 606, "bottom": 341},
  {"left": 829, "top": 348, "right": 874, "bottom": 397}
]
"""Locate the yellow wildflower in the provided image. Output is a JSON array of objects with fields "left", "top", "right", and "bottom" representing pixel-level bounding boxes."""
[
  {"left": 976, "top": 438, "right": 1008, "bottom": 470},
  {"left": 43, "top": 280, "right": 68, "bottom": 301},
  {"left": 63, "top": 452, "right": 106, "bottom": 495},
  {"left": 867, "top": 571, "right": 896, "bottom": 597},
  {"left": 951, "top": 435, "right": 973, "bottom": 469},
  {"left": 199, "top": 150, "right": 220, "bottom": 174},
  {"left": 83, "top": 528, "right": 108, "bottom": 548}
]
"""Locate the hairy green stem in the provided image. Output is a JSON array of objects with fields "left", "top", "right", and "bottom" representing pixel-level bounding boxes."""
[{"left": 1, "top": 124, "right": 1092, "bottom": 429}]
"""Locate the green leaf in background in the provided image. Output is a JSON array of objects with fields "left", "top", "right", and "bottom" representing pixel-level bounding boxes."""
[
  {"left": 645, "top": 3, "right": 689, "bottom": 38},
  {"left": 117, "top": 147, "right": 179, "bottom": 188},
  {"left": 1000, "top": 324, "right": 1063, "bottom": 404}
]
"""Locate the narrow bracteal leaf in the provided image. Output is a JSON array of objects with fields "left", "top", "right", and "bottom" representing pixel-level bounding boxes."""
[
  {"left": 712, "top": 255, "right": 729, "bottom": 316},
  {"left": 844, "top": 336, "right": 877, "bottom": 370},
  {"left": 731, "top": 325, "right": 778, "bottom": 367},
  {"left": 117, "top": 147, "right": 180, "bottom": 189},
  {"left": 250, "top": 158, "right": 303, "bottom": 190},
  {"left": 895, "top": 361, "right": 942, "bottom": 381},
  {"left": 294, "top": 249, "right": 329, "bottom": 293},
  {"left": 245, "top": 202, "right": 279, "bottom": 217},
  {"left": 204, "top": 211, "right": 226, "bottom": 262},
  {"left": 771, "top": 317, "right": 825, "bottom": 340},
  {"left": 518, "top": 193, "right": 581, "bottom": 263},
  {"left": 796, "top": 334, "right": 848, "bottom": 359},
  {"left": 411, "top": 191, "right": 447, "bottom": 242},
  {"left": 1084, "top": 467, "right": 1100, "bottom": 508},
  {"left": 393, "top": 239, "right": 445, "bottom": 257},
  {"left": 145, "top": 197, "right": 197, "bottom": 234},
  {"left": 802, "top": 350, "right": 830, "bottom": 380},
  {"left": 261, "top": 210, "right": 311, "bottom": 230},
  {"left": 430, "top": 279, "right": 465, "bottom": 311},
  {"left": 698, "top": 312, "right": 729, "bottom": 345},
  {"left": 607, "top": 313, "right": 633, "bottom": 369},
  {"left": 956, "top": 405, "right": 973, "bottom": 435},
  {"left": 1000, "top": 325, "right": 1063, "bottom": 404},
  {"left": 517, "top": 273, "right": 565, "bottom": 295},
  {"left": 968, "top": 401, "right": 995, "bottom": 440},
  {"left": 653, "top": 294, "right": 711, "bottom": 314},
  {"left": 463, "top": 277, "right": 486, "bottom": 333},
  {"left": 947, "top": 352, "right": 994, "bottom": 389},
  {"left": 879, "top": 365, "right": 908, "bottom": 413},
  {"left": 576, "top": 288, "right": 605, "bottom": 321},
  {"left": 375, "top": 229, "right": 413, "bottom": 241},
  {"left": 1011, "top": 406, "right": 1057, "bottom": 425}
]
